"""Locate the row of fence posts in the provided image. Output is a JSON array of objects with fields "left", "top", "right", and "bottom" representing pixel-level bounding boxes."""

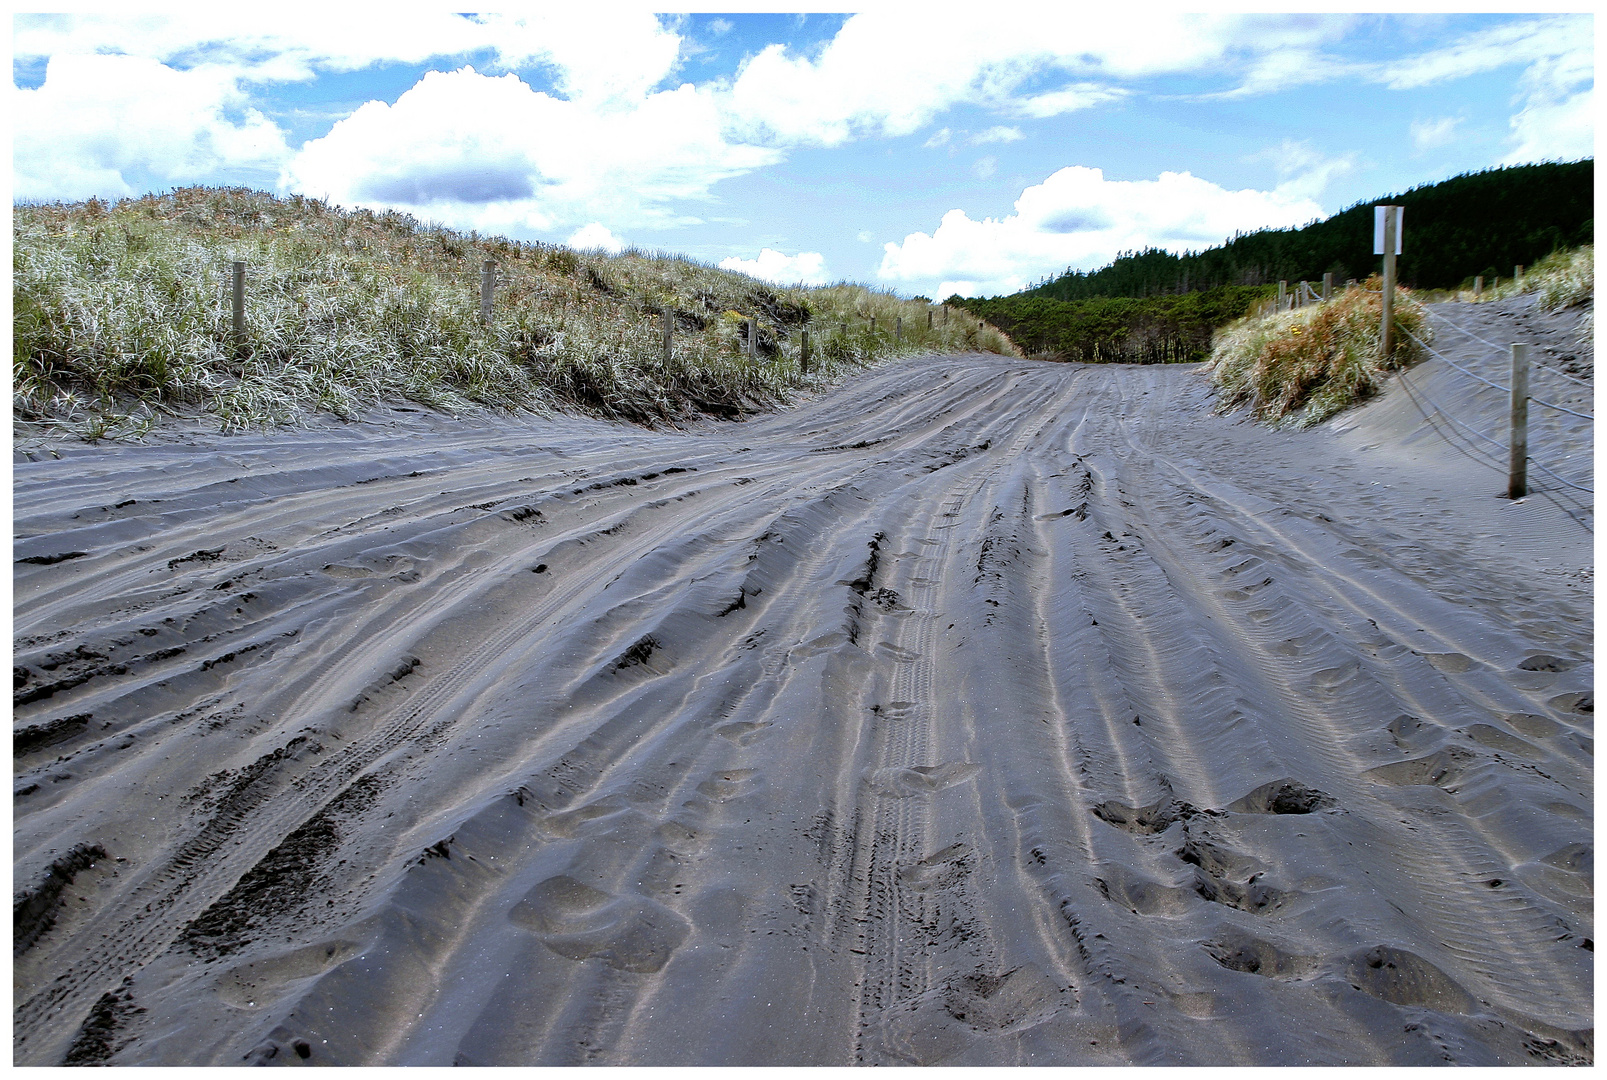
[
  {"left": 223, "top": 257, "right": 987, "bottom": 372},
  {"left": 1269, "top": 207, "right": 1540, "bottom": 500}
]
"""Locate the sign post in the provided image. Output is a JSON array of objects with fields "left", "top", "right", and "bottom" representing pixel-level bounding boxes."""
[{"left": 1374, "top": 205, "right": 1403, "bottom": 356}]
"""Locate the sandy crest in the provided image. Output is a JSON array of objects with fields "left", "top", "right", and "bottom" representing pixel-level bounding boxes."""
[{"left": 12, "top": 301, "right": 1593, "bottom": 1066}]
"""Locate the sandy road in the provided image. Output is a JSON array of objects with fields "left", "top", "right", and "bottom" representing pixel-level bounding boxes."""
[{"left": 13, "top": 332, "right": 1593, "bottom": 1065}]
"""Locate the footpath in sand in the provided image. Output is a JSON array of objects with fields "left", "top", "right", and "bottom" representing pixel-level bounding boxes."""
[{"left": 13, "top": 297, "right": 1593, "bottom": 1066}]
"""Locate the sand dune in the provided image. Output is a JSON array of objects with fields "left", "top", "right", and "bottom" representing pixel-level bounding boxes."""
[{"left": 13, "top": 300, "right": 1593, "bottom": 1066}]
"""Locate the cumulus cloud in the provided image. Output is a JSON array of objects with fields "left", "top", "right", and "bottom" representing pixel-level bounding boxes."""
[
  {"left": 12, "top": 12, "right": 683, "bottom": 99},
  {"left": 13, "top": 52, "right": 288, "bottom": 201},
  {"left": 1504, "top": 87, "right": 1593, "bottom": 165},
  {"left": 719, "top": 248, "right": 829, "bottom": 286},
  {"left": 283, "top": 66, "right": 779, "bottom": 234},
  {"left": 879, "top": 166, "right": 1325, "bottom": 298},
  {"left": 567, "top": 222, "right": 626, "bottom": 253},
  {"left": 720, "top": 12, "right": 1341, "bottom": 147}
]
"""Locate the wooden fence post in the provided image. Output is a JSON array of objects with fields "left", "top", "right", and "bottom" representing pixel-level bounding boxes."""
[
  {"left": 801, "top": 329, "right": 810, "bottom": 374},
  {"left": 1378, "top": 205, "right": 1400, "bottom": 358},
  {"left": 1474, "top": 275, "right": 1484, "bottom": 298},
  {"left": 1515, "top": 264, "right": 1524, "bottom": 283},
  {"left": 896, "top": 316, "right": 902, "bottom": 343},
  {"left": 927, "top": 310, "right": 933, "bottom": 330},
  {"left": 747, "top": 318, "right": 757, "bottom": 362},
  {"left": 1509, "top": 343, "right": 1529, "bottom": 499},
  {"left": 232, "top": 261, "right": 245, "bottom": 358},
  {"left": 1322, "top": 272, "right": 1333, "bottom": 302},
  {"left": 1277, "top": 280, "right": 1287, "bottom": 311},
  {"left": 662, "top": 307, "right": 673, "bottom": 365},
  {"left": 870, "top": 315, "right": 877, "bottom": 336},
  {"left": 480, "top": 260, "right": 495, "bottom": 324}
]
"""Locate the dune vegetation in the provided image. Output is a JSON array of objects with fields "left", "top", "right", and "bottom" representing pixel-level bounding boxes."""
[
  {"left": 13, "top": 187, "right": 1018, "bottom": 439},
  {"left": 1204, "top": 275, "right": 1432, "bottom": 428}
]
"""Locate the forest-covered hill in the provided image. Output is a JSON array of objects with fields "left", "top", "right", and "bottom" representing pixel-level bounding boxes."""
[{"left": 1006, "top": 160, "right": 1592, "bottom": 302}]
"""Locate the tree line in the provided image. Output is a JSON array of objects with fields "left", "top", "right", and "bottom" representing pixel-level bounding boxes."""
[{"left": 948, "top": 160, "right": 1592, "bottom": 363}]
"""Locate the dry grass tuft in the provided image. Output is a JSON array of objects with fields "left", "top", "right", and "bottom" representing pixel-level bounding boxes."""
[
  {"left": 14, "top": 187, "right": 1020, "bottom": 440},
  {"left": 1205, "top": 275, "right": 1431, "bottom": 427}
]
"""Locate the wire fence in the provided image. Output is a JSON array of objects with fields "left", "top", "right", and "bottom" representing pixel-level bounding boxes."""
[{"left": 1389, "top": 320, "right": 1593, "bottom": 503}]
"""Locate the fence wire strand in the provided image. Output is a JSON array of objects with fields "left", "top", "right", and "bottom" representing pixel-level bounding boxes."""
[
  {"left": 1399, "top": 324, "right": 1594, "bottom": 421},
  {"left": 1427, "top": 309, "right": 1596, "bottom": 390}
]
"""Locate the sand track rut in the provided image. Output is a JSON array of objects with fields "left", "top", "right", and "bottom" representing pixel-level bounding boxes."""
[{"left": 13, "top": 351, "right": 1592, "bottom": 1066}]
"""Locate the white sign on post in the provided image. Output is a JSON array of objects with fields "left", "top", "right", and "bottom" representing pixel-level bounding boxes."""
[{"left": 1373, "top": 205, "right": 1404, "bottom": 255}]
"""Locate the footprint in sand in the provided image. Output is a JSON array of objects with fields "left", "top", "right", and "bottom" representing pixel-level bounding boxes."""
[
  {"left": 1461, "top": 723, "right": 1543, "bottom": 758},
  {"left": 1547, "top": 691, "right": 1592, "bottom": 716},
  {"left": 695, "top": 768, "right": 759, "bottom": 802},
  {"left": 896, "top": 843, "right": 972, "bottom": 890},
  {"left": 1339, "top": 945, "right": 1477, "bottom": 1014},
  {"left": 866, "top": 762, "right": 980, "bottom": 798},
  {"left": 715, "top": 720, "right": 771, "bottom": 746},
  {"left": 216, "top": 939, "right": 359, "bottom": 1009},
  {"left": 509, "top": 875, "right": 690, "bottom": 973},
  {"left": 1424, "top": 653, "right": 1475, "bottom": 674}
]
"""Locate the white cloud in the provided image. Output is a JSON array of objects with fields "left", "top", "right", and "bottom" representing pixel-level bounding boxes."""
[
  {"left": 11, "top": 12, "right": 683, "bottom": 100},
  {"left": 973, "top": 157, "right": 998, "bottom": 179},
  {"left": 13, "top": 53, "right": 288, "bottom": 201},
  {"left": 1504, "top": 87, "right": 1593, "bottom": 165},
  {"left": 972, "top": 126, "right": 1024, "bottom": 144},
  {"left": 1410, "top": 116, "right": 1463, "bottom": 151},
  {"left": 1368, "top": 15, "right": 1592, "bottom": 164},
  {"left": 283, "top": 66, "right": 780, "bottom": 234},
  {"left": 856, "top": 230, "right": 874, "bottom": 243},
  {"left": 879, "top": 165, "right": 1325, "bottom": 298},
  {"left": 1015, "top": 84, "right": 1127, "bottom": 118},
  {"left": 1250, "top": 139, "right": 1355, "bottom": 201},
  {"left": 923, "top": 127, "right": 952, "bottom": 149},
  {"left": 567, "top": 222, "right": 626, "bottom": 253},
  {"left": 719, "top": 248, "right": 829, "bottom": 286},
  {"left": 719, "top": 12, "right": 1338, "bottom": 148}
]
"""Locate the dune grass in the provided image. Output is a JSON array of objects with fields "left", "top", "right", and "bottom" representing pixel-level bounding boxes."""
[
  {"left": 14, "top": 187, "right": 1019, "bottom": 439},
  {"left": 1422, "top": 244, "right": 1596, "bottom": 310},
  {"left": 1205, "top": 275, "right": 1431, "bottom": 428}
]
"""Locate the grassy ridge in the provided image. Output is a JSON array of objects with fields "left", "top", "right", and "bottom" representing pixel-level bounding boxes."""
[
  {"left": 14, "top": 187, "right": 1020, "bottom": 438},
  {"left": 1205, "top": 276, "right": 1432, "bottom": 427},
  {"left": 951, "top": 285, "right": 1272, "bottom": 364}
]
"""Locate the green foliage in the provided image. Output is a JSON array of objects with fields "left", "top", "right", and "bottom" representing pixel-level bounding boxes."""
[
  {"left": 13, "top": 187, "right": 1019, "bottom": 438},
  {"left": 1205, "top": 277, "right": 1431, "bottom": 427},
  {"left": 951, "top": 285, "right": 1272, "bottom": 363},
  {"left": 1478, "top": 243, "right": 1594, "bottom": 310},
  {"left": 1020, "top": 161, "right": 1593, "bottom": 300}
]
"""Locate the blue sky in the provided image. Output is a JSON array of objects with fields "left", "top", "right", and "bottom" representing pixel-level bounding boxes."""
[{"left": 12, "top": 9, "right": 1595, "bottom": 299}]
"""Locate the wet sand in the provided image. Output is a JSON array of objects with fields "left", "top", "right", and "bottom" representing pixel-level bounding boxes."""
[{"left": 13, "top": 298, "right": 1593, "bottom": 1065}]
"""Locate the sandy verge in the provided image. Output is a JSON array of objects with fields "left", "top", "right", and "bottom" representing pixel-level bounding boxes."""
[{"left": 13, "top": 299, "right": 1593, "bottom": 1066}]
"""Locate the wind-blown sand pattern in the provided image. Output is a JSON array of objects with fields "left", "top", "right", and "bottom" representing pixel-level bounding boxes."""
[{"left": 13, "top": 301, "right": 1593, "bottom": 1066}]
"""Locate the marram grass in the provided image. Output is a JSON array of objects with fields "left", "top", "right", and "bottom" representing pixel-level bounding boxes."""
[
  {"left": 1205, "top": 275, "right": 1431, "bottom": 428},
  {"left": 14, "top": 187, "right": 1020, "bottom": 439}
]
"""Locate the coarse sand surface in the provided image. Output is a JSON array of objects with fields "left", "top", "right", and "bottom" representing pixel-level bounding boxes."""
[{"left": 13, "top": 297, "right": 1592, "bottom": 1066}]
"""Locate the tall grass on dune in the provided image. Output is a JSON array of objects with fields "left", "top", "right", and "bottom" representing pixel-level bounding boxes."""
[
  {"left": 1205, "top": 275, "right": 1431, "bottom": 428},
  {"left": 1484, "top": 244, "right": 1594, "bottom": 311},
  {"left": 14, "top": 188, "right": 1020, "bottom": 439}
]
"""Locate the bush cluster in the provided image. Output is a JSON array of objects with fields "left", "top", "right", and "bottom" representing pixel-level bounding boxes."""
[{"left": 1205, "top": 276, "right": 1431, "bottom": 427}]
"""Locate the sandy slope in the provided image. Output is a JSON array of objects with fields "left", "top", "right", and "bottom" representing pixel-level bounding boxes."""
[{"left": 13, "top": 301, "right": 1593, "bottom": 1066}]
